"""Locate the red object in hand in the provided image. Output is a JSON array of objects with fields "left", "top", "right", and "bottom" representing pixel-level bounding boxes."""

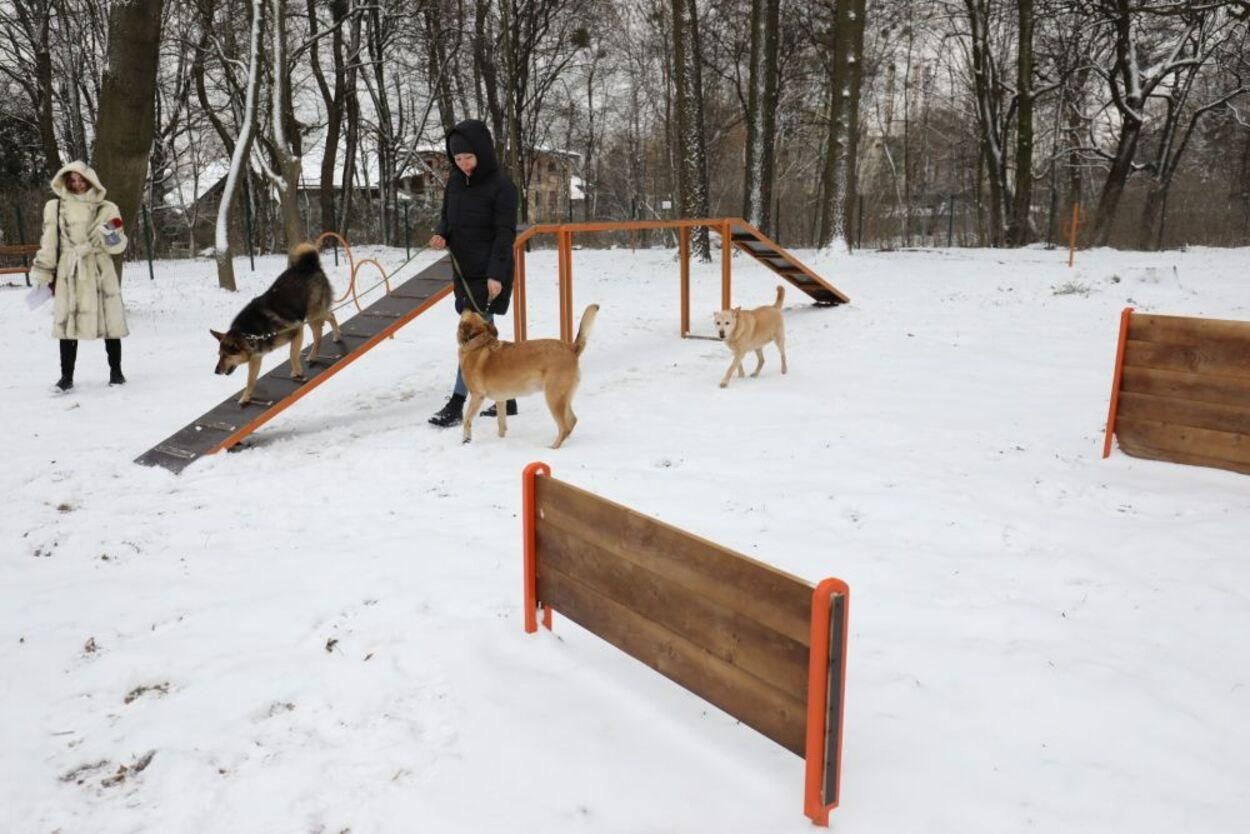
[{"left": 104, "top": 217, "right": 123, "bottom": 230}]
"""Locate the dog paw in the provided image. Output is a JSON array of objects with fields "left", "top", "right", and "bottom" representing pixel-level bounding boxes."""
[
  {"left": 291, "top": 372, "right": 306, "bottom": 381},
  {"left": 718, "top": 382, "right": 728, "bottom": 389},
  {"left": 237, "top": 397, "right": 252, "bottom": 407}
]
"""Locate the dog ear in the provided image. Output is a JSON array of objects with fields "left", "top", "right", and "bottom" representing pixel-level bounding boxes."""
[{"left": 210, "top": 329, "right": 225, "bottom": 342}]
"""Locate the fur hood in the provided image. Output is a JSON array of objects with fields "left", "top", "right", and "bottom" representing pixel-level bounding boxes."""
[{"left": 50, "top": 160, "right": 107, "bottom": 202}]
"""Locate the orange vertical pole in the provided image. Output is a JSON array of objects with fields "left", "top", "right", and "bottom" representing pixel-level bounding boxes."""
[
  {"left": 804, "top": 578, "right": 850, "bottom": 826},
  {"left": 720, "top": 220, "right": 732, "bottom": 310},
  {"left": 514, "top": 245, "right": 527, "bottom": 342},
  {"left": 679, "top": 226, "right": 691, "bottom": 337},
  {"left": 564, "top": 231, "right": 575, "bottom": 343},
  {"left": 1102, "top": 307, "right": 1134, "bottom": 459},
  {"left": 1067, "top": 203, "right": 1081, "bottom": 268},
  {"left": 523, "top": 461, "right": 552, "bottom": 633},
  {"left": 556, "top": 230, "right": 570, "bottom": 342}
]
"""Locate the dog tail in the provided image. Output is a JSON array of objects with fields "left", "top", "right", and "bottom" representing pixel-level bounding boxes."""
[
  {"left": 573, "top": 304, "right": 600, "bottom": 356},
  {"left": 773, "top": 285, "right": 785, "bottom": 307},
  {"left": 290, "top": 242, "right": 321, "bottom": 272}
]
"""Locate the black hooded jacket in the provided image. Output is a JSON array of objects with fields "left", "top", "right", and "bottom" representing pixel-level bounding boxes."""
[{"left": 435, "top": 119, "right": 519, "bottom": 315}]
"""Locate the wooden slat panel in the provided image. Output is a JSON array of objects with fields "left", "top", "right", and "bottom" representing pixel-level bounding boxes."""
[
  {"left": 1116, "top": 415, "right": 1250, "bottom": 466},
  {"left": 536, "top": 518, "right": 809, "bottom": 702},
  {"left": 537, "top": 477, "right": 811, "bottom": 644},
  {"left": 1120, "top": 366, "right": 1250, "bottom": 409},
  {"left": 1128, "top": 313, "right": 1250, "bottom": 345},
  {"left": 1117, "top": 391, "right": 1250, "bottom": 436},
  {"left": 1115, "top": 438, "right": 1250, "bottom": 476},
  {"left": 539, "top": 565, "right": 808, "bottom": 755},
  {"left": 1123, "top": 339, "right": 1250, "bottom": 380}
]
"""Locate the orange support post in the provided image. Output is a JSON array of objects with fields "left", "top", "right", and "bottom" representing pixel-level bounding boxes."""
[
  {"left": 514, "top": 245, "right": 528, "bottom": 342},
  {"left": 804, "top": 578, "right": 849, "bottom": 826},
  {"left": 679, "top": 226, "right": 691, "bottom": 337},
  {"left": 557, "top": 231, "right": 573, "bottom": 343},
  {"left": 1102, "top": 307, "right": 1134, "bottom": 459},
  {"left": 523, "top": 461, "right": 553, "bottom": 633},
  {"left": 1067, "top": 204, "right": 1082, "bottom": 268},
  {"left": 720, "top": 220, "right": 732, "bottom": 311}
]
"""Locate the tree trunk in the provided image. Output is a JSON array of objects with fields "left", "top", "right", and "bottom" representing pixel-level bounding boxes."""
[
  {"left": 214, "top": 0, "right": 264, "bottom": 292},
  {"left": 818, "top": 0, "right": 860, "bottom": 250},
  {"left": 269, "top": 0, "right": 304, "bottom": 250},
  {"left": 743, "top": 0, "right": 779, "bottom": 231},
  {"left": 308, "top": 0, "right": 347, "bottom": 235},
  {"left": 672, "top": 0, "right": 710, "bottom": 260},
  {"left": 424, "top": 0, "right": 458, "bottom": 134},
  {"left": 1008, "top": 0, "right": 1034, "bottom": 245},
  {"left": 92, "top": 0, "right": 166, "bottom": 281},
  {"left": 842, "top": 0, "right": 867, "bottom": 247}
]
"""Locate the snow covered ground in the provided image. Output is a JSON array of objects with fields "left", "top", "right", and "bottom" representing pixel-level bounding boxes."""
[{"left": 2, "top": 242, "right": 1248, "bottom": 833}]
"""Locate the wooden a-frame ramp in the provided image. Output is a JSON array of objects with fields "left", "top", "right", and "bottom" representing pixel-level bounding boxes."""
[
  {"left": 136, "top": 220, "right": 848, "bottom": 474},
  {"left": 135, "top": 256, "right": 453, "bottom": 473}
]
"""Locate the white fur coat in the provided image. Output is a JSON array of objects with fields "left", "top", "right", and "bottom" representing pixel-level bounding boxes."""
[{"left": 31, "top": 161, "right": 130, "bottom": 340}]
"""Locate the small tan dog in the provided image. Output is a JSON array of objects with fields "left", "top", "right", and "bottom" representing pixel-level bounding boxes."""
[
  {"left": 712, "top": 285, "right": 788, "bottom": 388},
  {"left": 457, "top": 304, "right": 599, "bottom": 448}
]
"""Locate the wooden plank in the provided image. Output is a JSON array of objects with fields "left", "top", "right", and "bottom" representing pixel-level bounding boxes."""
[
  {"left": 1117, "top": 391, "right": 1250, "bottom": 436},
  {"left": 1115, "top": 438, "right": 1250, "bottom": 476},
  {"left": 539, "top": 564, "right": 807, "bottom": 755},
  {"left": 1120, "top": 366, "right": 1250, "bottom": 409},
  {"left": 536, "top": 518, "right": 809, "bottom": 702},
  {"left": 1128, "top": 313, "right": 1250, "bottom": 345},
  {"left": 537, "top": 477, "right": 812, "bottom": 644},
  {"left": 1116, "top": 415, "right": 1250, "bottom": 466},
  {"left": 1123, "top": 339, "right": 1250, "bottom": 380}
]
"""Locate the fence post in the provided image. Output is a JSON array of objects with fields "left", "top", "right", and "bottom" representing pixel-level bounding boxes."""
[
  {"left": 947, "top": 195, "right": 955, "bottom": 248},
  {"left": 1067, "top": 203, "right": 1082, "bottom": 268},
  {"left": 403, "top": 202, "right": 411, "bottom": 259},
  {"left": 142, "top": 205, "right": 156, "bottom": 281},
  {"left": 15, "top": 204, "right": 30, "bottom": 286},
  {"left": 856, "top": 195, "right": 864, "bottom": 250},
  {"left": 243, "top": 191, "right": 255, "bottom": 272}
]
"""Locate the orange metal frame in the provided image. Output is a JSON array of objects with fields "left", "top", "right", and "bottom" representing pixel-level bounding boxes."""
[
  {"left": 522, "top": 460, "right": 850, "bottom": 824},
  {"left": 1102, "top": 306, "right": 1134, "bottom": 459},
  {"left": 804, "top": 577, "right": 850, "bottom": 826},
  {"left": 206, "top": 238, "right": 449, "bottom": 455},
  {"left": 513, "top": 217, "right": 767, "bottom": 343}
]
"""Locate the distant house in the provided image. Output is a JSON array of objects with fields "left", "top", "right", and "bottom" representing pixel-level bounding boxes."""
[{"left": 398, "top": 147, "right": 584, "bottom": 223}]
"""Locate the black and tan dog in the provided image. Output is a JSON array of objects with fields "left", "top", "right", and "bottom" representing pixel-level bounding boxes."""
[
  {"left": 458, "top": 304, "right": 599, "bottom": 448},
  {"left": 211, "top": 242, "right": 342, "bottom": 405}
]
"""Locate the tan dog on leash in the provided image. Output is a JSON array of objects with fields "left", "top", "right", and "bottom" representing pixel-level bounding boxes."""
[
  {"left": 712, "top": 285, "right": 787, "bottom": 388},
  {"left": 457, "top": 304, "right": 599, "bottom": 448}
]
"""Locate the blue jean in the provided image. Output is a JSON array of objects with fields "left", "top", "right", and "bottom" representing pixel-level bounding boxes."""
[{"left": 452, "top": 311, "right": 493, "bottom": 397}]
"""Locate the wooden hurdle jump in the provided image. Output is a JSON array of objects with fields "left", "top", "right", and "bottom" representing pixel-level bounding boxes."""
[
  {"left": 1103, "top": 307, "right": 1250, "bottom": 475},
  {"left": 521, "top": 462, "right": 850, "bottom": 824}
]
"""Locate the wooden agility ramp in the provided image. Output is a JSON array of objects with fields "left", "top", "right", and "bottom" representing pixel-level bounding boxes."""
[
  {"left": 135, "top": 255, "right": 452, "bottom": 473},
  {"left": 1104, "top": 307, "right": 1250, "bottom": 475},
  {"left": 512, "top": 218, "right": 849, "bottom": 342},
  {"left": 521, "top": 462, "right": 849, "bottom": 825}
]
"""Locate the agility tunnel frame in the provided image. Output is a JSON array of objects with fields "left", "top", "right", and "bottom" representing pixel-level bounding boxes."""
[
  {"left": 521, "top": 462, "right": 849, "bottom": 825},
  {"left": 1104, "top": 306, "right": 1250, "bottom": 475}
]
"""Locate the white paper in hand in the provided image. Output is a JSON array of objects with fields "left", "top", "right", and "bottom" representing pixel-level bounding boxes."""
[{"left": 26, "top": 284, "right": 52, "bottom": 311}]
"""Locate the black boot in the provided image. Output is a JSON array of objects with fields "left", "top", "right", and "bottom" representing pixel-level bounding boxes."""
[
  {"left": 105, "top": 338, "right": 125, "bottom": 385},
  {"left": 428, "top": 393, "right": 466, "bottom": 427},
  {"left": 480, "top": 399, "right": 518, "bottom": 417},
  {"left": 56, "top": 339, "right": 77, "bottom": 391}
]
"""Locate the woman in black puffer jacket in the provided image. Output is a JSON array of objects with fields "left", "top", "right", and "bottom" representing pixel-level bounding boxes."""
[{"left": 428, "top": 119, "right": 520, "bottom": 428}]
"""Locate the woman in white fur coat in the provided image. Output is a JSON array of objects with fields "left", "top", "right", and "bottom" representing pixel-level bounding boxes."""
[{"left": 31, "top": 161, "right": 130, "bottom": 391}]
